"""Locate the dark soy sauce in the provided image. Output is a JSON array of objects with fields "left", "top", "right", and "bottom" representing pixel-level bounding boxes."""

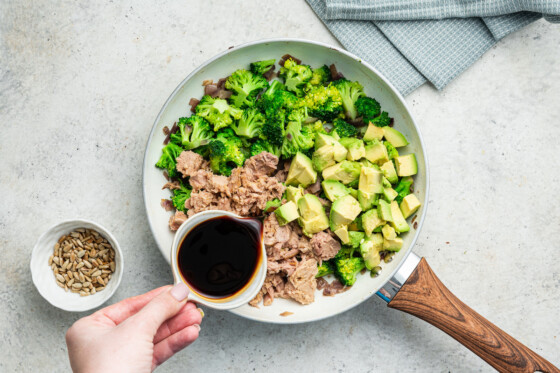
[{"left": 177, "top": 216, "right": 261, "bottom": 298}]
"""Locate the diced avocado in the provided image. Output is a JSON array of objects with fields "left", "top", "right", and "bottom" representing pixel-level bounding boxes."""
[
  {"left": 348, "top": 188, "right": 358, "bottom": 199},
  {"left": 382, "top": 177, "right": 392, "bottom": 188},
  {"left": 361, "top": 209, "right": 385, "bottom": 236},
  {"left": 285, "top": 186, "right": 304, "bottom": 204},
  {"left": 394, "top": 154, "right": 418, "bottom": 177},
  {"left": 359, "top": 158, "right": 378, "bottom": 169},
  {"left": 390, "top": 200, "right": 410, "bottom": 233},
  {"left": 377, "top": 199, "right": 393, "bottom": 222},
  {"left": 333, "top": 142, "right": 349, "bottom": 162},
  {"left": 400, "top": 194, "right": 421, "bottom": 219},
  {"left": 322, "top": 161, "right": 361, "bottom": 185},
  {"left": 274, "top": 201, "right": 300, "bottom": 226},
  {"left": 321, "top": 180, "right": 349, "bottom": 202},
  {"left": 357, "top": 190, "right": 378, "bottom": 211},
  {"left": 299, "top": 215, "right": 329, "bottom": 237},
  {"left": 360, "top": 233, "right": 383, "bottom": 270},
  {"left": 329, "top": 195, "right": 362, "bottom": 231},
  {"left": 312, "top": 145, "right": 336, "bottom": 172},
  {"left": 286, "top": 152, "right": 317, "bottom": 187},
  {"left": 334, "top": 226, "right": 350, "bottom": 244},
  {"left": 346, "top": 231, "right": 365, "bottom": 248},
  {"left": 359, "top": 166, "right": 383, "bottom": 194},
  {"left": 380, "top": 161, "right": 398, "bottom": 184},
  {"left": 382, "top": 187, "right": 398, "bottom": 202},
  {"left": 298, "top": 194, "right": 326, "bottom": 220},
  {"left": 381, "top": 225, "right": 397, "bottom": 240},
  {"left": 314, "top": 133, "right": 338, "bottom": 149},
  {"left": 364, "top": 139, "right": 389, "bottom": 165},
  {"left": 363, "top": 123, "right": 384, "bottom": 142},
  {"left": 383, "top": 237, "right": 403, "bottom": 251},
  {"left": 383, "top": 127, "right": 409, "bottom": 147},
  {"left": 339, "top": 138, "right": 365, "bottom": 161}
]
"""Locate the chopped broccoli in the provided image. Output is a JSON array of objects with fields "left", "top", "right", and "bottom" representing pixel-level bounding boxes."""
[
  {"left": 249, "top": 139, "right": 281, "bottom": 158},
  {"left": 250, "top": 59, "right": 276, "bottom": 76},
  {"left": 316, "top": 260, "right": 335, "bottom": 278},
  {"left": 345, "top": 231, "right": 365, "bottom": 249},
  {"left": 309, "top": 65, "right": 331, "bottom": 86},
  {"left": 279, "top": 58, "right": 312, "bottom": 97},
  {"left": 260, "top": 116, "right": 285, "bottom": 147},
  {"left": 281, "top": 108, "right": 315, "bottom": 159},
  {"left": 155, "top": 142, "right": 183, "bottom": 179},
  {"left": 395, "top": 176, "right": 413, "bottom": 204},
  {"left": 195, "top": 95, "right": 243, "bottom": 131},
  {"left": 264, "top": 198, "right": 282, "bottom": 213},
  {"left": 384, "top": 141, "right": 399, "bottom": 160},
  {"left": 232, "top": 107, "right": 266, "bottom": 138},
  {"left": 333, "top": 257, "right": 366, "bottom": 286},
  {"left": 355, "top": 96, "right": 381, "bottom": 124},
  {"left": 304, "top": 120, "right": 327, "bottom": 137},
  {"left": 170, "top": 115, "right": 214, "bottom": 150},
  {"left": 303, "top": 85, "right": 343, "bottom": 121},
  {"left": 332, "top": 118, "right": 358, "bottom": 138},
  {"left": 207, "top": 129, "right": 246, "bottom": 176},
  {"left": 331, "top": 79, "right": 365, "bottom": 120},
  {"left": 258, "top": 80, "right": 299, "bottom": 119},
  {"left": 171, "top": 181, "right": 191, "bottom": 212},
  {"left": 225, "top": 69, "right": 268, "bottom": 108},
  {"left": 370, "top": 111, "right": 391, "bottom": 127}
]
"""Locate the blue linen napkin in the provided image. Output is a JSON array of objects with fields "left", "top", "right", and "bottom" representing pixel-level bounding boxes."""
[{"left": 305, "top": 0, "right": 559, "bottom": 95}]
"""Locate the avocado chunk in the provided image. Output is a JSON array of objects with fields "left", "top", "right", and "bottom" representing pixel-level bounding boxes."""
[
  {"left": 329, "top": 195, "right": 362, "bottom": 231},
  {"left": 348, "top": 187, "right": 358, "bottom": 199},
  {"left": 297, "top": 194, "right": 329, "bottom": 236},
  {"left": 363, "top": 123, "right": 385, "bottom": 142},
  {"left": 322, "top": 161, "right": 361, "bottom": 185},
  {"left": 377, "top": 199, "right": 393, "bottom": 222},
  {"left": 333, "top": 225, "right": 350, "bottom": 244},
  {"left": 360, "top": 233, "right": 383, "bottom": 270},
  {"left": 357, "top": 190, "right": 378, "bottom": 211},
  {"left": 364, "top": 139, "right": 389, "bottom": 165},
  {"left": 321, "top": 180, "right": 349, "bottom": 202},
  {"left": 359, "top": 166, "right": 383, "bottom": 194},
  {"left": 381, "top": 225, "right": 397, "bottom": 240},
  {"left": 312, "top": 145, "right": 336, "bottom": 172},
  {"left": 285, "top": 186, "right": 304, "bottom": 204},
  {"left": 383, "top": 127, "right": 409, "bottom": 147},
  {"left": 361, "top": 209, "right": 385, "bottom": 236},
  {"left": 333, "top": 142, "right": 349, "bottom": 162},
  {"left": 400, "top": 194, "right": 421, "bottom": 219},
  {"left": 394, "top": 154, "right": 418, "bottom": 177},
  {"left": 390, "top": 200, "right": 410, "bottom": 233},
  {"left": 339, "top": 138, "right": 366, "bottom": 161},
  {"left": 286, "top": 152, "right": 317, "bottom": 187},
  {"left": 382, "top": 177, "right": 392, "bottom": 188},
  {"left": 383, "top": 236, "right": 403, "bottom": 251},
  {"left": 314, "top": 133, "right": 338, "bottom": 149},
  {"left": 380, "top": 161, "right": 398, "bottom": 184},
  {"left": 382, "top": 187, "right": 398, "bottom": 202},
  {"left": 274, "top": 201, "right": 300, "bottom": 226}
]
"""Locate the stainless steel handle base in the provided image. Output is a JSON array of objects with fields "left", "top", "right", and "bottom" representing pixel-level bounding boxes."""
[{"left": 376, "top": 252, "right": 421, "bottom": 303}]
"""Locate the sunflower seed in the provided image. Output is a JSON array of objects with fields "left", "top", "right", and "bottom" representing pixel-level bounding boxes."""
[{"left": 56, "top": 274, "right": 65, "bottom": 282}]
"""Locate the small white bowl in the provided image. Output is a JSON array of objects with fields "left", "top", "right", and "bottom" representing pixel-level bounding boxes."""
[{"left": 30, "top": 219, "right": 124, "bottom": 312}]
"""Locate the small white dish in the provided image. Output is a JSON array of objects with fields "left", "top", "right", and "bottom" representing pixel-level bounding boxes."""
[{"left": 30, "top": 219, "right": 124, "bottom": 312}]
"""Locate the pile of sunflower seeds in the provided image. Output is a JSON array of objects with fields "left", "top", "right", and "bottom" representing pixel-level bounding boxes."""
[{"left": 49, "top": 228, "right": 116, "bottom": 296}]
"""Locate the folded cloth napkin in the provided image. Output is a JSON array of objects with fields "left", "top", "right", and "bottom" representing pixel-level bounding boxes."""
[{"left": 305, "top": 0, "right": 559, "bottom": 95}]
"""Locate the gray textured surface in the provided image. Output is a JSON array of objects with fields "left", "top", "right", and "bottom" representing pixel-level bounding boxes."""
[{"left": 1, "top": 1, "right": 559, "bottom": 372}]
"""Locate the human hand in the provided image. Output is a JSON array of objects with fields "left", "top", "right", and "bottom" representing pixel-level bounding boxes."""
[{"left": 66, "top": 283, "right": 202, "bottom": 372}]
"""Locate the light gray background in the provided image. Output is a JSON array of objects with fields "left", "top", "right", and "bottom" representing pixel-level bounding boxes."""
[{"left": 1, "top": 1, "right": 559, "bottom": 372}]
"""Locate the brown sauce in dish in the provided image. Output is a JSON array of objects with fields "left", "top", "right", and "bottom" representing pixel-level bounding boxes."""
[{"left": 177, "top": 216, "right": 261, "bottom": 298}]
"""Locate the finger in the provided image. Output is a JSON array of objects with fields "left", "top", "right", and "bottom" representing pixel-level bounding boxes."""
[
  {"left": 152, "top": 324, "right": 200, "bottom": 370},
  {"left": 93, "top": 286, "right": 170, "bottom": 325},
  {"left": 123, "top": 282, "right": 190, "bottom": 336},
  {"left": 153, "top": 303, "right": 203, "bottom": 344}
]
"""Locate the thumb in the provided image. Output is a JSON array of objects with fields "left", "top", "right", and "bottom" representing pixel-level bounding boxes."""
[{"left": 124, "top": 282, "right": 190, "bottom": 336}]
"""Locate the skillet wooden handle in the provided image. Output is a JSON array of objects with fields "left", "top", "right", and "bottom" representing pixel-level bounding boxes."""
[{"left": 388, "top": 258, "right": 559, "bottom": 373}]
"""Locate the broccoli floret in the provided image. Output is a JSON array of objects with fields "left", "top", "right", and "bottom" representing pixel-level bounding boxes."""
[
  {"left": 370, "top": 111, "right": 391, "bottom": 127},
  {"left": 281, "top": 108, "right": 315, "bottom": 159},
  {"left": 207, "top": 129, "right": 246, "bottom": 176},
  {"left": 155, "top": 142, "right": 183, "bottom": 179},
  {"left": 304, "top": 120, "right": 327, "bottom": 136},
  {"left": 171, "top": 181, "right": 191, "bottom": 212},
  {"left": 250, "top": 59, "right": 276, "bottom": 76},
  {"left": 309, "top": 65, "right": 331, "bottom": 86},
  {"left": 232, "top": 107, "right": 266, "bottom": 138},
  {"left": 263, "top": 198, "right": 282, "bottom": 213},
  {"left": 258, "top": 80, "right": 300, "bottom": 119},
  {"left": 331, "top": 79, "right": 365, "bottom": 120},
  {"left": 250, "top": 139, "right": 281, "bottom": 158},
  {"left": 355, "top": 96, "right": 381, "bottom": 124},
  {"left": 345, "top": 231, "right": 365, "bottom": 249},
  {"left": 395, "top": 176, "right": 413, "bottom": 204},
  {"left": 332, "top": 118, "right": 358, "bottom": 138},
  {"left": 170, "top": 115, "right": 214, "bottom": 150},
  {"left": 195, "top": 95, "right": 243, "bottom": 131},
  {"left": 316, "top": 260, "right": 335, "bottom": 278},
  {"left": 225, "top": 69, "right": 269, "bottom": 108},
  {"left": 260, "top": 116, "right": 285, "bottom": 147},
  {"left": 384, "top": 141, "right": 399, "bottom": 160},
  {"left": 333, "top": 257, "right": 365, "bottom": 286},
  {"left": 279, "top": 58, "right": 312, "bottom": 97},
  {"left": 303, "top": 85, "right": 343, "bottom": 121}
]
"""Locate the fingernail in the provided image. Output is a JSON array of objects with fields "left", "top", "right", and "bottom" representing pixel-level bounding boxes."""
[
  {"left": 170, "top": 282, "right": 189, "bottom": 301},
  {"left": 193, "top": 324, "right": 201, "bottom": 332},
  {"left": 197, "top": 308, "right": 205, "bottom": 318}
]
